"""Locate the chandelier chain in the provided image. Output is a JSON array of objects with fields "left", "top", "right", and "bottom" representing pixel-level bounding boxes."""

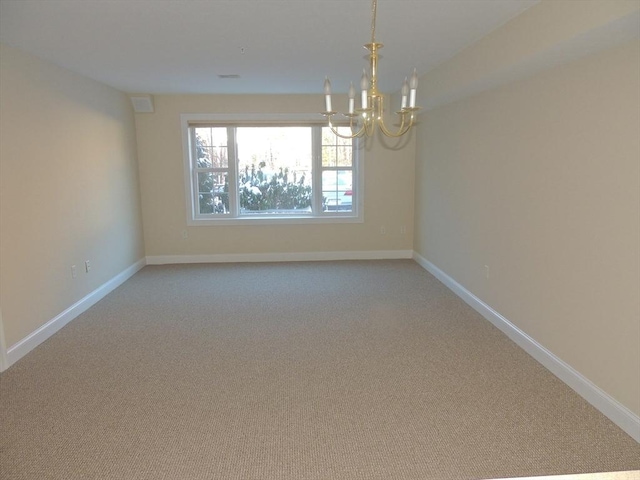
[{"left": 371, "top": 0, "right": 377, "bottom": 43}]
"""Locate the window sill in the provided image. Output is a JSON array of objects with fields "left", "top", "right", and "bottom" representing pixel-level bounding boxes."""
[{"left": 187, "top": 213, "right": 363, "bottom": 227}]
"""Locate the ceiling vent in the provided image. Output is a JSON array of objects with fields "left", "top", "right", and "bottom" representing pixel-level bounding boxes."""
[
  {"left": 218, "top": 74, "right": 241, "bottom": 79},
  {"left": 130, "top": 95, "right": 154, "bottom": 113}
]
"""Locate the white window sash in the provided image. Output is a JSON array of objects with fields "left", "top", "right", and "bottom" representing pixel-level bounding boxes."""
[{"left": 181, "top": 114, "right": 363, "bottom": 226}]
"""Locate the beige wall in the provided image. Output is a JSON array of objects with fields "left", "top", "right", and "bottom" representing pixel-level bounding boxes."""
[
  {"left": 414, "top": 38, "right": 640, "bottom": 416},
  {"left": 0, "top": 44, "right": 145, "bottom": 347},
  {"left": 420, "top": 0, "right": 640, "bottom": 109},
  {"left": 135, "top": 95, "right": 415, "bottom": 257}
]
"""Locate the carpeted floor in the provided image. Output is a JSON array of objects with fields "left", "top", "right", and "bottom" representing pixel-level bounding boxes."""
[{"left": 1, "top": 260, "right": 638, "bottom": 479}]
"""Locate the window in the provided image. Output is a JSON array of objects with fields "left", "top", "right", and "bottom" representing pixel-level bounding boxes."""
[{"left": 182, "top": 114, "right": 362, "bottom": 225}]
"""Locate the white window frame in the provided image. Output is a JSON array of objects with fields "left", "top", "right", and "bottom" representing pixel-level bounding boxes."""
[{"left": 181, "top": 114, "right": 364, "bottom": 226}]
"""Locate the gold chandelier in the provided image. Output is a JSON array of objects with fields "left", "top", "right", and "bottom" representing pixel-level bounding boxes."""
[{"left": 322, "top": 0, "right": 420, "bottom": 139}]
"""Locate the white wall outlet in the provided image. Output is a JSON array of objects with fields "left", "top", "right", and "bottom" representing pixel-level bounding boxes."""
[
  {"left": 400, "top": 225, "right": 406, "bottom": 235},
  {"left": 181, "top": 230, "right": 188, "bottom": 239},
  {"left": 85, "top": 260, "right": 91, "bottom": 273},
  {"left": 484, "top": 265, "right": 490, "bottom": 279},
  {"left": 71, "top": 265, "right": 77, "bottom": 279},
  {"left": 380, "top": 226, "right": 386, "bottom": 235}
]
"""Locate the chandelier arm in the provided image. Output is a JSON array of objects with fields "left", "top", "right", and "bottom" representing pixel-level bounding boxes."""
[
  {"left": 363, "top": 114, "right": 375, "bottom": 137},
  {"left": 377, "top": 112, "right": 415, "bottom": 138},
  {"left": 348, "top": 114, "right": 368, "bottom": 138},
  {"left": 327, "top": 115, "right": 365, "bottom": 139},
  {"left": 374, "top": 93, "right": 410, "bottom": 138}
]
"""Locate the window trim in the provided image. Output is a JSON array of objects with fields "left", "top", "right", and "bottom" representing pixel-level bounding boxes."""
[{"left": 181, "top": 113, "right": 364, "bottom": 226}]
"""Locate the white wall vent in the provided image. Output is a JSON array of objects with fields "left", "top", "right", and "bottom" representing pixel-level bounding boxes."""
[{"left": 130, "top": 95, "right": 154, "bottom": 113}]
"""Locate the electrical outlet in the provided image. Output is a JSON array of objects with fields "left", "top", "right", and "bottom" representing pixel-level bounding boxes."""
[
  {"left": 181, "top": 230, "right": 188, "bottom": 239},
  {"left": 380, "top": 226, "right": 386, "bottom": 235},
  {"left": 85, "top": 260, "right": 91, "bottom": 273},
  {"left": 484, "top": 265, "right": 490, "bottom": 279},
  {"left": 400, "top": 225, "right": 406, "bottom": 235},
  {"left": 71, "top": 265, "right": 77, "bottom": 279}
]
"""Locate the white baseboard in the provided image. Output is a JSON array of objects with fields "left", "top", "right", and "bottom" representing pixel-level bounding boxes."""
[
  {"left": 0, "top": 308, "right": 8, "bottom": 372},
  {"left": 146, "top": 250, "right": 414, "bottom": 265},
  {"left": 5, "top": 251, "right": 637, "bottom": 442},
  {"left": 412, "top": 252, "right": 640, "bottom": 443},
  {"left": 3, "top": 258, "right": 146, "bottom": 371}
]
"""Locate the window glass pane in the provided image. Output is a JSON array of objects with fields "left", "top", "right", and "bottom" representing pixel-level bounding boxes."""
[
  {"left": 198, "top": 172, "right": 213, "bottom": 194},
  {"left": 198, "top": 172, "right": 228, "bottom": 215},
  {"left": 195, "top": 127, "right": 228, "bottom": 168},
  {"left": 322, "top": 170, "right": 353, "bottom": 212},
  {"left": 322, "top": 127, "right": 352, "bottom": 167},
  {"left": 210, "top": 146, "right": 228, "bottom": 168},
  {"left": 236, "top": 127, "right": 313, "bottom": 215},
  {"left": 337, "top": 133, "right": 352, "bottom": 146},
  {"left": 196, "top": 146, "right": 213, "bottom": 168},
  {"left": 322, "top": 128, "right": 335, "bottom": 145},
  {"left": 322, "top": 146, "right": 336, "bottom": 167},
  {"left": 196, "top": 128, "right": 212, "bottom": 146},
  {"left": 336, "top": 146, "right": 352, "bottom": 167},
  {"left": 212, "top": 193, "right": 229, "bottom": 214},
  {"left": 199, "top": 193, "right": 214, "bottom": 214}
]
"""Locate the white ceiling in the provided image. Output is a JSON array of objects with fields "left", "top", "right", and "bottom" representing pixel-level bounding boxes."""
[{"left": 0, "top": 0, "right": 539, "bottom": 95}]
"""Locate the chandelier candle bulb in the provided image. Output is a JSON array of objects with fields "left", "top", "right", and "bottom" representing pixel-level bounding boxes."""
[
  {"left": 324, "top": 77, "right": 332, "bottom": 112},
  {"left": 361, "top": 69, "right": 369, "bottom": 109},
  {"left": 348, "top": 82, "right": 356, "bottom": 114},
  {"left": 401, "top": 77, "right": 409, "bottom": 110},
  {"left": 409, "top": 68, "right": 418, "bottom": 108}
]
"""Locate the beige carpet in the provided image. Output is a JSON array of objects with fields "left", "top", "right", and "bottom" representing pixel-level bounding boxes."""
[{"left": 1, "top": 260, "right": 638, "bottom": 479}]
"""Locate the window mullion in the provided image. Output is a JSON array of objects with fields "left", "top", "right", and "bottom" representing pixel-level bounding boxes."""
[
  {"left": 312, "top": 126, "right": 323, "bottom": 214},
  {"left": 227, "top": 127, "right": 239, "bottom": 216}
]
